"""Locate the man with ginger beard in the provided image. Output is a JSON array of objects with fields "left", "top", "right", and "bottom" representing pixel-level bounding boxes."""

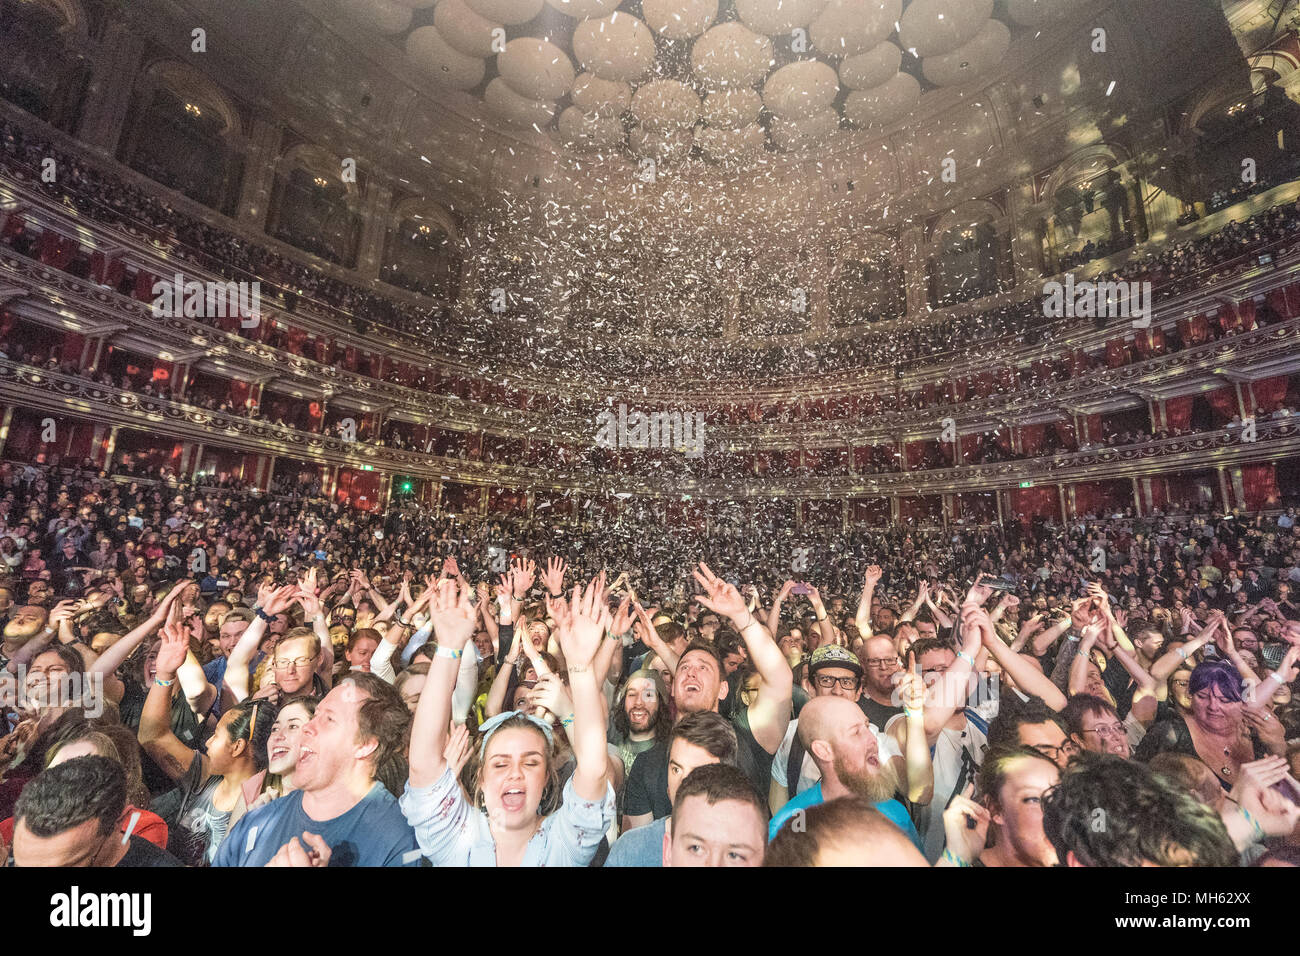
[{"left": 768, "top": 696, "right": 923, "bottom": 852}]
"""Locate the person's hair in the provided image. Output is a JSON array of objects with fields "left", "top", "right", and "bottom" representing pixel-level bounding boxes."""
[
  {"left": 671, "top": 762, "right": 764, "bottom": 823},
  {"left": 611, "top": 670, "right": 672, "bottom": 744},
  {"left": 656, "top": 620, "right": 687, "bottom": 647},
  {"left": 222, "top": 699, "right": 276, "bottom": 772},
  {"left": 985, "top": 696, "right": 1065, "bottom": 752},
  {"left": 670, "top": 711, "right": 739, "bottom": 765},
  {"left": 716, "top": 630, "right": 745, "bottom": 661},
  {"left": 1059, "top": 693, "right": 1119, "bottom": 738},
  {"left": 909, "top": 636, "right": 957, "bottom": 665},
  {"left": 471, "top": 712, "right": 560, "bottom": 815},
  {"left": 678, "top": 639, "right": 725, "bottom": 676},
  {"left": 276, "top": 626, "right": 321, "bottom": 658},
  {"left": 1188, "top": 658, "right": 1244, "bottom": 703},
  {"left": 976, "top": 745, "right": 1058, "bottom": 808},
  {"left": 1148, "top": 752, "right": 1221, "bottom": 808},
  {"left": 32, "top": 642, "right": 85, "bottom": 676},
  {"left": 1041, "top": 754, "right": 1237, "bottom": 867},
  {"left": 91, "top": 720, "right": 152, "bottom": 810},
  {"left": 45, "top": 729, "right": 119, "bottom": 768},
  {"left": 392, "top": 662, "right": 430, "bottom": 699},
  {"left": 337, "top": 671, "right": 410, "bottom": 797},
  {"left": 223, "top": 607, "right": 255, "bottom": 625},
  {"left": 347, "top": 627, "right": 381, "bottom": 652},
  {"left": 14, "top": 755, "right": 126, "bottom": 839},
  {"left": 765, "top": 797, "right": 896, "bottom": 866}
]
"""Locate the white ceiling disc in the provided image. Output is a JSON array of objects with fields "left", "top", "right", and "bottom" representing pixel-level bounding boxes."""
[
  {"left": 763, "top": 59, "right": 840, "bottom": 118},
  {"left": 843, "top": 69, "right": 920, "bottom": 126},
  {"left": 697, "top": 123, "right": 766, "bottom": 160},
  {"left": 573, "top": 13, "right": 658, "bottom": 82},
  {"left": 897, "top": 0, "right": 992, "bottom": 57},
  {"left": 557, "top": 105, "right": 625, "bottom": 147},
  {"left": 809, "top": 0, "right": 901, "bottom": 57},
  {"left": 702, "top": 87, "right": 763, "bottom": 128},
  {"left": 465, "top": 0, "right": 544, "bottom": 25},
  {"left": 571, "top": 72, "right": 632, "bottom": 115},
  {"left": 544, "top": 0, "right": 622, "bottom": 18},
  {"left": 770, "top": 107, "right": 839, "bottom": 149},
  {"left": 629, "top": 123, "right": 697, "bottom": 163},
  {"left": 434, "top": 0, "right": 501, "bottom": 58},
  {"left": 631, "top": 79, "right": 702, "bottom": 130},
  {"left": 1005, "top": 0, "right": 1072, "bottom": 27},
  {"left": 641, "top": 0, "right": 718, "bottom": 38},
  {"left": 484, "top": 76, "right": 557, "bottom": 126},
  {"left": 339, "top": 0, "right": 414, "bottom": 33},
  {"left": 406, "top": 25, "right": 487, "bottom": 89},
  {"left": 921, "top": 18, "right": 1010, "bottom": 87},
  {"left": 735, "top": 0, "right": 830, "bottom": 36},
  {"left": 839, "top": 42, "right": 901, "bottom": 89},
  {"left": 692, "top": 22, "right": 775, "bottom": 87},
  {"left": 498, "top": 37, "right": 576, "bottom": 100}
]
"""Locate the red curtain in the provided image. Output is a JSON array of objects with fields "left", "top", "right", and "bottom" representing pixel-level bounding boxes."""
[
  {"left": 1251, "top": 375, "right": 1290, "bottom": 413},
  {"left": 39, "top": 232, "right": 76, "bottom": 269},
  {"left": 228, "top": 380, "right": 250, "bottom": 409},
  {"left": 1204, "top": 387, "right": 1238, "bottom": 424},
  {"left": 286, "top": 326, "right": 307, "bottom": 355},
  {"left": 1240, "top": 464, "right": 1280, "bottom": 508},
  {"left": 1165, "top": 396, "right": 1193, "bottom": 432},
  {"left": 1019, "top": 424, "right": 1046, "bottom": 455},
  {"left": 1011, "top": 486, "right": 1059, "bottom": 521}
]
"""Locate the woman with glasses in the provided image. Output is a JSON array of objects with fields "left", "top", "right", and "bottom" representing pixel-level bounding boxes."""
[
  {"left": 1135, "top": 656, "right": 1289, "bottom": 789},
  {"left": 139, "top": 622, "right": 273, "bottom": 865}
]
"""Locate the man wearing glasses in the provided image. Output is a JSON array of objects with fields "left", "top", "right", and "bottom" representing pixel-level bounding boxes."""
[
  {"left": 769, "top": 645, "right": 931, "bottom": 816},
  {"left": 857, "top": 634, "right": 904, "bottom": 729}
]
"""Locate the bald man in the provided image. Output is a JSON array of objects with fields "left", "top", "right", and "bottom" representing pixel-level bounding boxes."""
[
  {"left": 767, "top": 696, "right": 923, "bottom": 852},
  {"left": 766, "top": 797, "right": 929, "bottom": 867}
]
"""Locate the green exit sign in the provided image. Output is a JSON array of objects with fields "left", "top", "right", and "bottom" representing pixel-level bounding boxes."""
[
  {"left": 1019, "top": 480, "right": 1034, "bottom": 488},
  {"left": 360, "top": 464, "right": 374, "bottom": 471}
]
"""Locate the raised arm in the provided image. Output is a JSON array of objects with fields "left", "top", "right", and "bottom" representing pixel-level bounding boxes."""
[
  {"left": 900, "top": 581, "right": 928, "bottom": 624},
  {"left": 978, "top": 614, "right": 1067, "bottom": 711},
  {"left": 89, "top": 581, "right": 188, "bottom": 703},
  {"left": 806, "top": 585, "right": 836, "bottom": 647},
  {"left": 631, "top": 600, "right": 679, "bottom": 676},
  {"left": 922, "top": 602, "right": 985, "bottom": 740},
  {"left": 224, "top": 583, "right": 297, "bottom": 703},
  {"left": 855, "top": 565, "right": 882, "bottom": 640},
  {"left": 693, "top": 562, "right": 791, "bottom": 754},
  {"left": 408, "top": 578, "right": 476, "bottom": 789},
  {"left": 767, "top": 579, "right": 794, "bottom": 637},
  {"left": 138, "top": 623, "right": 207, "bottom": 783},
  {"left": 552, "top": 573, "right": 612, "bottom": 803}
]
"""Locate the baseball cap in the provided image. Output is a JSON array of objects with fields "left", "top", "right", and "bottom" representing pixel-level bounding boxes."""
[{"left": 807, "top": 644, "right": 863, "bottom": 678}]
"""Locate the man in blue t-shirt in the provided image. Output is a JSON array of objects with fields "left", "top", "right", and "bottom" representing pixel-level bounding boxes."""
[
  {"left": 768, "top": 696, "right": 923, "bottom": 852},
  {"left": 215, "top": 672, "right": 421, "bottom": 867}
]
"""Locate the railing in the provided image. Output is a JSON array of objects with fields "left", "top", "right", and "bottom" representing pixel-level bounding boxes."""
[{"left": 3, "top": 357, "right": 1297, "bottom": 498}]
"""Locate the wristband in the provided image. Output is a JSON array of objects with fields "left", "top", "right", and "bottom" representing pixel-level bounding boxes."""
[
  {"left": 255, "top": 607, "right": 277, "bottom": 623},
  {"left": 154, "top": 677, "right": 174, "bottom": 688},
  {"left": 903, "top": 706, "right": 922, "bottom": 718},
  {"left": 942, "top": 848, "right": 972, "bottom": 868},
  {"left": 396, "top": 618, "right": 411, "bottom": 629},
  {"left": 568, "top": 665, "right": 591, "bottom": 674},
  {"left": 816, "top": 612, "right": 827, "bottom": 622},
  {"left": 1176, "top": 646, "right": 1189, "bottom": 660},
  {"left": 434, "top": 646, "right": 462, "bottom": 660},
  {"left": 956, "top": 650, "right": 976, "bottom": 666},
  {"left": 1239, "top": 806, "right": 1265, "bottom": 842},
  {"left": 739, "top": 612, "right": 759, "bottom": 629},
  {"left": 560, "top": 715, "right": 574, "bottom": 729}
]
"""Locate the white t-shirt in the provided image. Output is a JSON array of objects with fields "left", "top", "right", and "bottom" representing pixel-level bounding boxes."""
[
  {"left": 887, "top": 698, "right": 998, "bottom": 864},
  {"left": 771, "top": 717, "right": 901, "bottom": 796}
]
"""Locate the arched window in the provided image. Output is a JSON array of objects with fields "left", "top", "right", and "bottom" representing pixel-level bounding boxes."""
[
  {"left": 0, "top": 0, "right": 89, "bottom": 130},
  {"left": 267, "top": 144, "right": 361, "bottom": 267},
  {"left": 382, "top": 200, "right": 462, "bottom": 299},
  {"left": 927, "top": 202, "right": 1010, "bottom": 308},
  {"left": 830, "top": 233, "right": 904, "bottom": 326},
  {"left": 118, "top": 61, "right": 244, "bottom": 214}
]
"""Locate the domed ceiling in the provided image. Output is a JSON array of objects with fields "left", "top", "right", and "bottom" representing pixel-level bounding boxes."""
[{"left": 331, "top": 0, "right": 1075, "bottom": 163}]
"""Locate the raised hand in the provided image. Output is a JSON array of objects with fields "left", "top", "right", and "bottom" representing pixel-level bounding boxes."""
[
  {"left": 261, "top": 584, "right": 298, "bottom": 617},
  {"left": 554, "top": 573, "right": 611, "bottom": 672},
  {"left": 426, "top": 578, "right": 475, "bottom": 650},
  {"left": 443, "top": 723, "right": 473, "bottom": 778},
  {"left": 47, "top": 599, "right": 80, "bottom": 629},
  {"left": 863, "top": 565, "right": 883, "bottom": 588},
  {"left": 610, "top": 595, "right": 634, "bottom": 636},
  {"left": 1230, "top": 756, "right": 1300, "bottom": 838},
  {"left": 440, "top": 556, "right": 459, "bottom": 580},
  {"left": 542, "top": 556, "right": 567, "bottom": 597},
  {"left": 529, "top": 673, "right": 574, "bottom": 722},
  {"left": 692, "top": 562, "right": 749, "bottom": 624},
  {"left": 154, "top": 622, "right": 190, "bottom": 681},
  {"left": 509, "top": 557, "right": 536, "bottom": 598},
  {"left": 964, "top": 573, "right": 993, "bottom": 607},
  {"left": 941, "top": 792, "right": 991, "bottom": 866}
]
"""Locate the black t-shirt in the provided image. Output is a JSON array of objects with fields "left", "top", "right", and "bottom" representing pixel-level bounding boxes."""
[
  {"left": 118, "top": 834, "right": 184, "bottom": 867},
  {"left": 860, "top": 695, "right": 903, "bottom": 730},
  {"left": 118, "top": 682, "right": 206, "bottom": 796}
]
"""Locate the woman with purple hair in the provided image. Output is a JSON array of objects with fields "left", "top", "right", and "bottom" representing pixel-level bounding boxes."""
[{"left": 1135, "top": 658, "right": 1287, "bottom": 789}]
